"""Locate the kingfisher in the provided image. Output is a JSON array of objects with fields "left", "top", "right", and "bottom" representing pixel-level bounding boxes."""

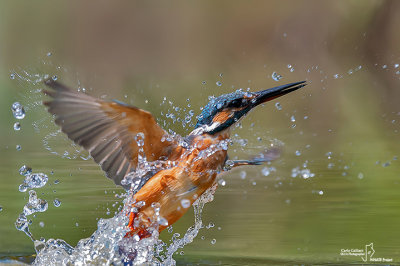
[{"left": 43, "top": 78, "right": 305, "bottom": 240}]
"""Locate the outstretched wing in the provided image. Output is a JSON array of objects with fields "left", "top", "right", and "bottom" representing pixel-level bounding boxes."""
[{"left": 43, "top": 78, "right": 180, "bottom": 187}]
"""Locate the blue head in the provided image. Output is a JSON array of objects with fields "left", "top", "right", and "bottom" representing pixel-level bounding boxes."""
[{"left": 194, "top": 81, "right": 306, "bottom": 135}]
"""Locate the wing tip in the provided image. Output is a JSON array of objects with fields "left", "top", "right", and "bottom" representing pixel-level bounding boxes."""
[
  {"left": 43, "top": 77, "right": 56, "bottom": 88},
  {"left": 43, "top": 78, "right": 71, "bottom": 92},
  {"left": 42, "top": 89, "right": 56, "bottom": 97}
]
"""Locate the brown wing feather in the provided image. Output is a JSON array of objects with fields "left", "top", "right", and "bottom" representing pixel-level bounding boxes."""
[{"left": 43, "top": 78, "right": 179, "bottom": 188}]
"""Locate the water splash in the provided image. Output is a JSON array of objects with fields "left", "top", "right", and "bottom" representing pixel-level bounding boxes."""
[
  {"left": 15, "top": 190, "right": 48, "bottom": 242},
  {"left": 23, "top": 190, "right": 48, "bottom": 216},
  {"left": 159, "top": 96, "right": 196, "bottom": 129},
  {"left": 15, "top": 213, "right": 34, "bottom": 241},
  {"left": 291, "top": 167, "right": 315, "bottom": 179},
  {"left": 42, "top": 130, "right": 90, "bottom": 160},
  {"left": 11, "top": 69, "right": 293, "bottom": 265},
  {"left": 32, "top": 183, "right": 217, "bottom": 265},
  {"left": 24, "top": 119, "right": 220, "bottom": 265}
]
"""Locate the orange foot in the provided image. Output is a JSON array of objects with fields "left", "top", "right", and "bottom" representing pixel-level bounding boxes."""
[{"left": 124, "top": 211, "right": 151, "bottom": 240}]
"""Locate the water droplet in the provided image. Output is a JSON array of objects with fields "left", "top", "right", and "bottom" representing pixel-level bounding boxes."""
[
  {"left": 290, "top": 68, "right": 294, "bottom": 72},
  {"left": 10, "top": 73, "right": 15, "bottom": 80},
  {"left": 52, "top": 75, "right": 58, "bottom": 81},
  {"left": 19, "top": 165, "right": 32, "bottom": 176},
  {"left": 295, "top": 150, "right": 301, "bottom": 156},
  {"left": 54, "top": 179, "right": 60, "bottom": 185},
  {"left": 0, "top": 206, "right": 3, "bottom": 212},
  {"left": 180, "top": 251, "right": 184, "bottom": 255},
  {"left": 46, "top": 52, "right": 52, "bottom": 57},
  {"left": 290, "top": 115, "right": 296, "bottom": 122},
  {"left": 158, "top": 216, "right": 168, "bottom": 226},
  {"left": 237, "top": 138, "right": 248, "bottom": 147},
  {"left": 216, "top": 81, "right": 222, "bottom": 87},
  {"left": 13, "top": 122, "right": 21, "bottom": 131},
  {"left": 261, "top": 167, "right": 270, "bottom": 176},
  {"left": 318, "top": 190, "right": 324, "bottom": 195},
  {"left": 23, "top": 190, "right": 48, "bottom": 216},
  {"left": 11, "top": 102, "right": 26, "bottom": 119},
  {"left": 53, "top": 198, "right": 61, "bottom": 207},
  {"left": 395, "top": 64, "right": 399, "bottom": 68},
  {"left": 15, "top": 214, "right": 29, "bottom": 233},
  {"left": 287, "top": 64, "right": 292, "bottom": 68},
  {"left": 275, "top": 102, "right": 282, "bottom": 110},
  {"left": 218, "top": 179, "right": 226, "bottom": 186},
  {"left": 19, "top": 173, "right": 48, "bottom": 192},
  {"left": 219, "top": 73, "right": 223, "bottom": 77},
  {"left": 291, "top": 167, "right": 315, "bottom": 179},
  {"left": 358, "top": 173, "right": 364, "bottom": 179},
  {"left": 271, "top": 72, "right": 283, "bottom": 81},
  {"left": 16, "top": 145, "right": 21, "bottom": 151},
  {"left": 39, "top": 221, "right": 45, "bottom": 227},
  {"left": 382, "top": 64, "right": 387, "bottom": 69},
  {"left": 202, "top": 81, "right": 206, "bottom": 84},
  {"left": 134, "top": 133, "right": 145, "bottom": 147},
  {"left": 180, "top": 199, "right": 190, "bottom": 209},
  {"left": 167, "top": 226, "right": 173, "bottom": 233},
  {"left": 211, "top": 239, "right": 216, "bottom": 245},
  {"left": 240, "top": 171, "right": 246, "bottom": 179},
  {"left": 75, "top": 223, "right": 79, "bottom": 227}
]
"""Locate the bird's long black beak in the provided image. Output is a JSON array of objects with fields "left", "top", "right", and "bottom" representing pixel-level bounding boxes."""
[{"left": 251, "top": 81, "right": 306, "bottom": 107}]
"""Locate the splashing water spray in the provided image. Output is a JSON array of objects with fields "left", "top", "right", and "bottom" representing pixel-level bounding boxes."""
[{"left": 11, "top": 68, "right": 307, "bottom": 265}]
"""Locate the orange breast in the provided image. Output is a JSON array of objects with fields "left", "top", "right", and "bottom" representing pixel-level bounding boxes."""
[{"left": 126, "top": 132, "right": 229, "bottom": 237}]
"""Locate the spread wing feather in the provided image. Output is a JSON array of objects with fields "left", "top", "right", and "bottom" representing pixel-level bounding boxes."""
[{"left": 43, "top": 78, "right": 179, "bottom": 188}]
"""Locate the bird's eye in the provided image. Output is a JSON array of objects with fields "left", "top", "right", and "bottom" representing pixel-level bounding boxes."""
[{"left": 228, "top": 99, "right": 244, "bottom": 108}]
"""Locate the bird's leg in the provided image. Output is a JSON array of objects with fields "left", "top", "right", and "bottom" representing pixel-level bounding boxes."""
[
  {"left": 223, "top": 147, "right": 281, "bottom": 171},
  {"left": 124, "top": 206, "right": 152, "bottom": 240}
]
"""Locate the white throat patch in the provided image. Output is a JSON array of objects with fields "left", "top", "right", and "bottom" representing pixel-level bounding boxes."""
[{"left": 189, "top": 121, "right": 221, "bottom": 135}]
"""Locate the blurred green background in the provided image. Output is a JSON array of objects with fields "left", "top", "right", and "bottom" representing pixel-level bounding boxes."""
[{"left": 1, "top": 0, "right": 400, "bottom": 264}]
